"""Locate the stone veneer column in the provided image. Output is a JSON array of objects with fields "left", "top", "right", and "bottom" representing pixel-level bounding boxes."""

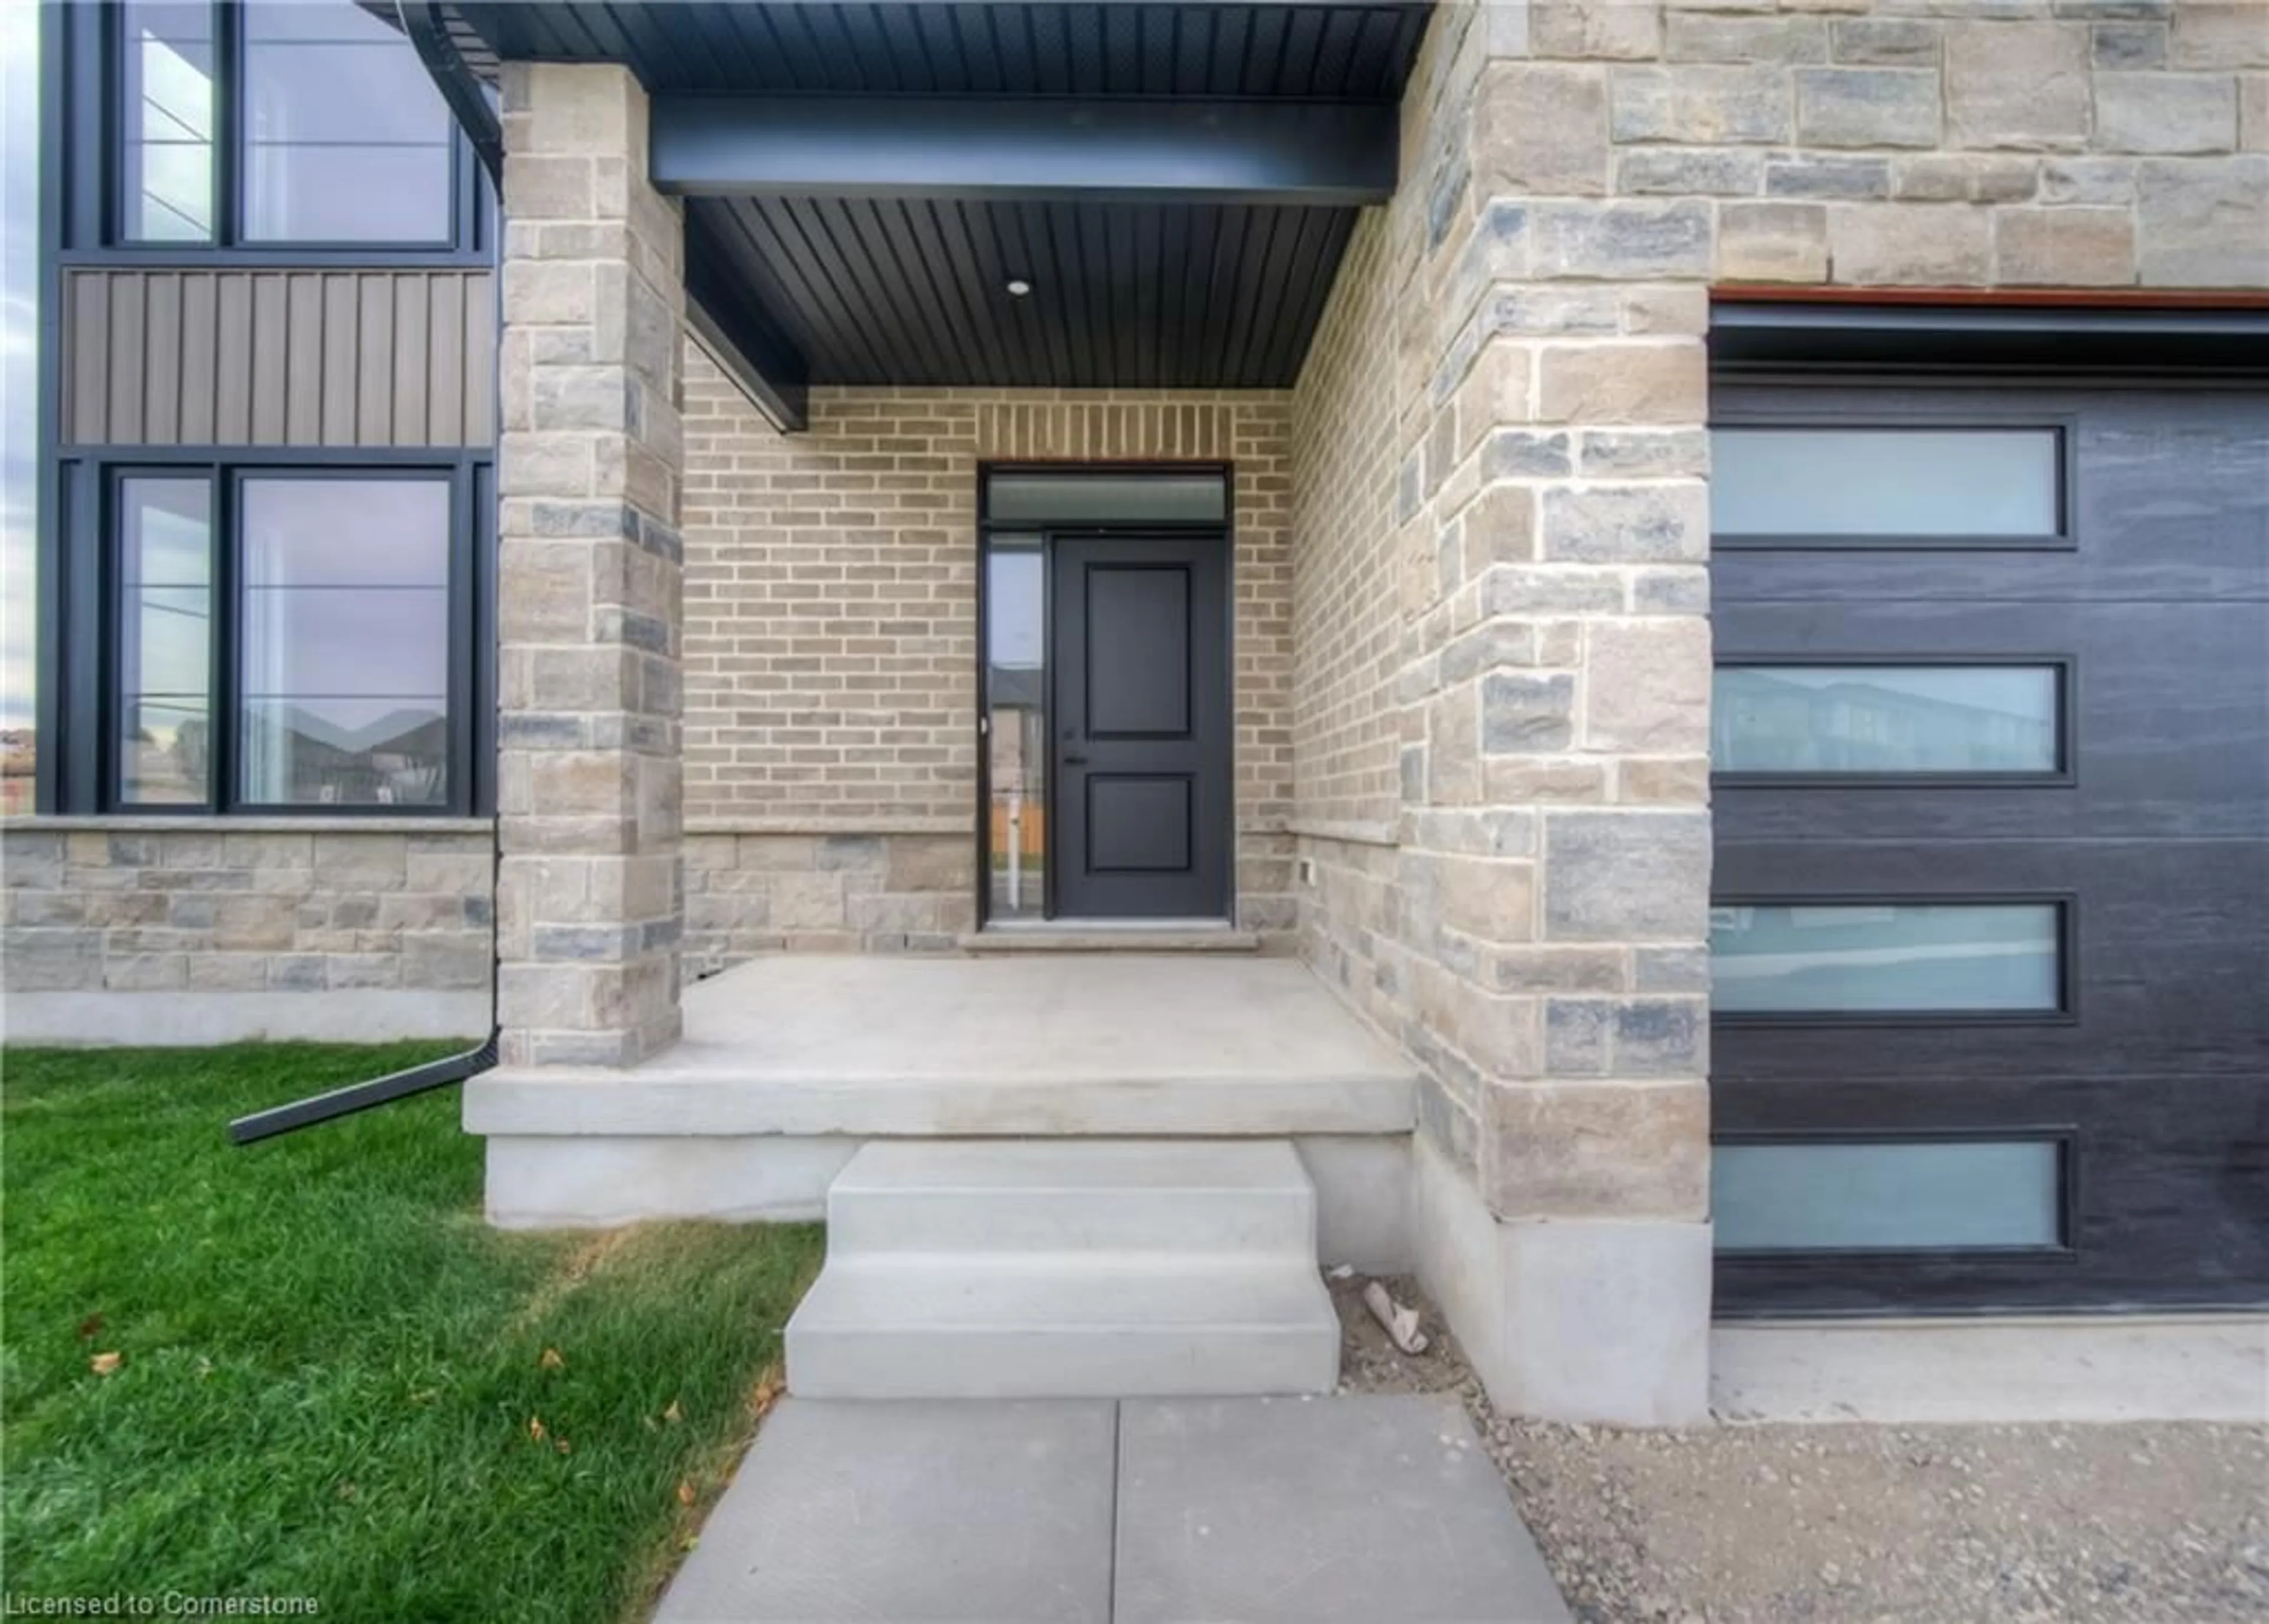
[
  {"left": 495, "top": 63, "right": 686, "bottom": 1067},
  {"left": 1400, "top": 0, "right": 1712, "bottom": 1425}
]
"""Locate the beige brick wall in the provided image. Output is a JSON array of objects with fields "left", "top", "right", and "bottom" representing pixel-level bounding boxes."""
[
  {"left": 1289, "top": 203, "right": 1425, "bottom": 1037},
  {"left": 1292, "top": 213, "right": 1407, "bottom": 843},
  {"left": 1292, "top": 1, "right": 1494, "bottom": 1096},
  {"left": 1, "top": 825, "right": 492, "bottom": 998},
  {"left": 680, "top": 347, "right": 1296, "bottom": 952}
]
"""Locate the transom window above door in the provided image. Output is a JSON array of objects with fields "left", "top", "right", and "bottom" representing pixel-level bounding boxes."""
[{"left": 984, "top": 471, "right": 1229, "bottom": 527}]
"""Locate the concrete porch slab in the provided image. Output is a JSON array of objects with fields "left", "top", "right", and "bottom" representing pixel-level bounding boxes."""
[{"left": 466, "top": 955, "right": 1419, "bottom": 1138}]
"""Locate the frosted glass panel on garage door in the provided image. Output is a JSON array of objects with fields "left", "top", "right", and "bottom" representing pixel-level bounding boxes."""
[
  {"left": 1712, "top": 428, "right": 2060, "bottom": 537},
  {"left": 1713, "top": 665, "right": 2062, "bottom": 774},
  {"left": 1710, "top": 902, "right": 2062, "bottom": 1014},
  {"left": 1714, "top": 1140, "right": 2064, "bottom": 1252}
]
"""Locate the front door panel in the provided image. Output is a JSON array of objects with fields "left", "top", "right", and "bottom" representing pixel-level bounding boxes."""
[{"left": 1051, "top": 535, "right": 1231, "bottom": 919}]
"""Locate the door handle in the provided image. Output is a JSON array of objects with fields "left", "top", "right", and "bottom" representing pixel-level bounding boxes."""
[{"left": 1063, "top": 752, "right": 1090, "bottom": 766}]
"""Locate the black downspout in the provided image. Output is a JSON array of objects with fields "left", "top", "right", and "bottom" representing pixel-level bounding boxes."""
[
  {"left": 228, "top": 1025, "right": 501, "bottom": 1145},
  {"left": 399, "top": 2, "right": 505, "bottom": 187},
  {"left": 231, "top": 6, "right": 506, "bottom": 1145}
]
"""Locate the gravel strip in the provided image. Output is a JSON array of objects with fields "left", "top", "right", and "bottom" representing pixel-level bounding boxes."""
[{"left": 1329, "top": 1273, "right": 2269, "bottom": 1623}]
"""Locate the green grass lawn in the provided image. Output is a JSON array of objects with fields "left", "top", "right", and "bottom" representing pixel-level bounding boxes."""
[{"left": 2, "top": 1044, "right": 823, "bottom": 1623}]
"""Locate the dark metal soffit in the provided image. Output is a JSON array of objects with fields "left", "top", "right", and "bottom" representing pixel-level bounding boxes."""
[
  {"left": 418, "top": 3, "right": 1434, "bottom": 393},
  {"left": 444, "top": 2, "right": 1431, "bottom": 99},
  {"left": 693, "top": 194, "right": 1354, "bottom": 387}
]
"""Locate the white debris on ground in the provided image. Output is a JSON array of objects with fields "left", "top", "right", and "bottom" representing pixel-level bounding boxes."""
[
  {"left": 1325, "top": 1271, "right": 2269, "bottom": 1624},
  {"left": 1361, "top": 1279, "right": 1430, "bottom": 1354}
]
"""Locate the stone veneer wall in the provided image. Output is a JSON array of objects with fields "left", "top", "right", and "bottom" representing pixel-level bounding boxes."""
[
  {"left": 1286, "top": 0, "right": 2266, "bottom": 1421},
  {"left": 494, "top": 63, "right": 688, "bottom": 1068},
  {"left": 0, "top": 823, "right": 493, "bottom": 1043},
  {"left": 677, "top": 348, "right": 1295, "bottom": 965},
  {"left": 1595, "top": 0, "right": 2265, "bottom": 289},
  {"left": 1295, "top": 0, "right": 1721, "bottom": 1245}
]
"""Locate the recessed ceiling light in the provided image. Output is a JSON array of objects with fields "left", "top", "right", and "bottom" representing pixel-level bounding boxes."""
[{"left": 1005, "top": 278, "right": 1033, "bottom": 297}]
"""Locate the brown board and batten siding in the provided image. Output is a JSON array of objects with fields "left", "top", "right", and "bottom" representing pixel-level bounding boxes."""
[{"left": 61, "top": 269, "right": 496, "bottom": 448}]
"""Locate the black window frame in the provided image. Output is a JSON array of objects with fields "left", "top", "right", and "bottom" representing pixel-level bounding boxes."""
[
  {"left": 48, "top": 447, "right": 493, "bottom": 819},
  {"left": 1708, "top": 892, "right": 2080, "bottom": 1029},
  {"left": 1709, "top": 653, "right": 2079, "bottom": 789},
  {"left": 58, "top": 0, "right": 490, "bottom": 266},
  {"left": 1708, "top": 411, "right": 2079, "bottom": 552},
  {"left": 973, "top": 461, "right": 1237, "bottom": 927}
]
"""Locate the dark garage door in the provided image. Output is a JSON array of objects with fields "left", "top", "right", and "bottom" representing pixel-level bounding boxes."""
[{"left": 1708, "top": 380, "right": 2269, "bottom": 1317}]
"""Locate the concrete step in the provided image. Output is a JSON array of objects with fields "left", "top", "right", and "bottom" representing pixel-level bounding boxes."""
[
  {"left": 823, "top": 1139, "right": 1317, "bottom": 1258},
  {"left": 786, "top": 1138, "right": 1340, "bottom": 1398},
  {"left": 785, "top": 1257, "right": 1340, "bottom": 1399}
]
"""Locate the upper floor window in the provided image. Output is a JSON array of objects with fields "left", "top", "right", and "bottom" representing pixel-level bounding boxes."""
[
  {"left": 121, "top": 4, "right": 214, "bottom": 241},
  {"left": 118, "top": 0, "right": 457, "bottom": 248}
]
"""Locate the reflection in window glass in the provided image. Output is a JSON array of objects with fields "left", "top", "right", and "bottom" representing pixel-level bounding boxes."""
[
  {"left": 1711, "top": 903, "right": 2062, "bottom": 1015},
  {"left": 986, "top": 538, "right": 1045, "bottom": 920},
  {"left": 122, "top": 2, "right": 214, "bottom": 242},
  {"left": 1714, "top": 1140, "right": 2063, "bottom": 1252},
  {"left": 2, "top": 10, "right": 37, "bottom": 813},
  {"left": 238, "top": 479, "right": 450, "bottom": 806},
  {"left": 118, "top": 478, "right": 213, "bottom": 804},
  {"left": 1714, "top": 666, "right": 2060, "bottom": 775},
  {"left": 242, "top": 1, "right": 453, "bottom": 243},
  {"left": 1712, "top": 428, "right": 2060, "bottom": 538}
]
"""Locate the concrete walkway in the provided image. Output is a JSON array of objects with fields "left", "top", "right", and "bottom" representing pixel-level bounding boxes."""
[{"left": 655, "top": 1394, "right": 1571, "bottom": 1623}]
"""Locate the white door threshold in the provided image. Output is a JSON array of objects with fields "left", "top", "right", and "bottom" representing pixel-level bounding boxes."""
[{"left": 960, "top": 919, "right": 1262, "bottom": 952}]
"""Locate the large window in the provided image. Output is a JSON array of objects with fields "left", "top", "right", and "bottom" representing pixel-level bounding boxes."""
[
  {"left": 237, "top": 479, "right": 451, "bottom": 806},
  {"left": 121, "top": 2, "right": 214, "bottom": 242},
  {"left": 116, "top": 0, "right": 462, "bottom": 248},
  {"left": 106, "top": 464, "right": 475, "bottom": 813},
  {"left": 116, "top": 477, "right": 214, "bottom": 803}
]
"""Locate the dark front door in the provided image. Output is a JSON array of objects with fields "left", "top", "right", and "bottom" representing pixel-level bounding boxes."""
[{"left": 1049, "top": 534, "right": 1232, "bottom": 920}]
